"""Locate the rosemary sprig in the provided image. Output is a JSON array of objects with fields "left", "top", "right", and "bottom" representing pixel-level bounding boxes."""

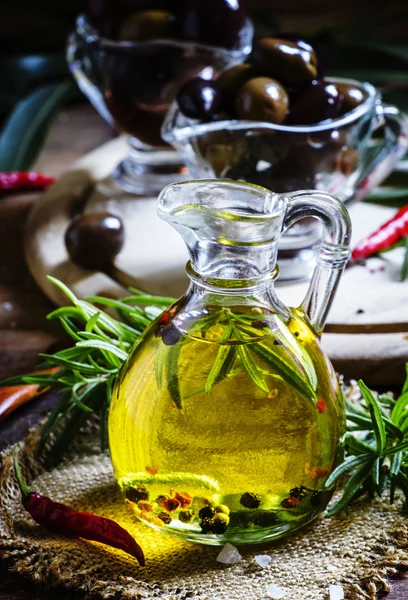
[
  {"left": 2, "top": 276, "right": 173, "bottom": 464},
  {"left": 325, "top": 376, "right": 408, "bottom": 516}
]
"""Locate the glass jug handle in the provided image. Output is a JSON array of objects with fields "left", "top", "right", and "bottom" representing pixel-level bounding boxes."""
[{"left": 282, "top": 191, "right": 352, "bottom": 335}]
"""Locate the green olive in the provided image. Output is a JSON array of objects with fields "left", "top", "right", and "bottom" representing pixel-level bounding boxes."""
[
  {"left": 235, "top": 77, "right": 289, "bottom": 124},
  {"left": 336, "top": 83, "right": 365, "bottom": 113},
  {"left": 217, "top": 64, "right": 255, "bottom": 114},
  {"left": 118, "top": 10, "right": 176, "bottom": 42},
  {"left": 251, "top": 37, "right": 318, "bottom": 84}
]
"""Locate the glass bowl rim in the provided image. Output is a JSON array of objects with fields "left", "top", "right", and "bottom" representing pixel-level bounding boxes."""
[
  {"left": 162, "top": 77, "right": 380, "bottom": 141},
  {"left": 74, "top": 13, "right": 254, "bottom": 59}
]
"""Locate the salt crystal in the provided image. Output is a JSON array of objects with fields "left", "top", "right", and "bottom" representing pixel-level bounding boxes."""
[
  {"left": 266, "top": 584, "right": 286, "bottom": 599},
  {"left": 329, "top": 584, "right": 344, "bottom": 600},
  {"left": 216, "top": 543, "right": 241, "bottom": 565},
  {"left": 3, "top": 302, "right": 13, "bottom": 312},
  {"left": 326, "top": 563, "right": 336, "bottom": 572},
  {"left": 254, "top": 554, "right": 272, "bottom": 568}
]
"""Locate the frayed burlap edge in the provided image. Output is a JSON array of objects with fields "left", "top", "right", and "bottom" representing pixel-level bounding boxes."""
[{"left": 1, "top": 422, "right": 408, "bottom": 600}]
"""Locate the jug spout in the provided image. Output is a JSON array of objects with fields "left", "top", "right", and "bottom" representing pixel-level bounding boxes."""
[{"left": 157, "top": 180, "right": 286, "bottom": 286}]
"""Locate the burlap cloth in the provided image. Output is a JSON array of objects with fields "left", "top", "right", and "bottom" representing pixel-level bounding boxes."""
[{"left": 1, "top": 420, "right": 407, "bottom": 600}]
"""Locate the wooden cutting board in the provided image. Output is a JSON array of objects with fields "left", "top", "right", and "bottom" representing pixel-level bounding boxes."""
[{"left": 24, "top": 136, "right": 408, "bottom": 385}]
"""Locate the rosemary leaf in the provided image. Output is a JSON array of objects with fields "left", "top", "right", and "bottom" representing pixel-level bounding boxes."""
[
  {"left": 372, "top": 457, "right": 380, "bottom": 487},
  {"left": 390, "top": 451, "right": 403, "bottom": 476},
  {"left": 391, "top": 391, "right": 408, "bottom": 426},
  {"left": 215, "top": 346, "right": 237, "bottom": 385},
  {"left": 238, "top": 345, "right": 269, "bottom": 394},
  {"left": 165, "top": 343, "right": 182, "bottom": 409},
  {"left": 155, "top": 342, "right": 166, "bottom": 390},
  {"left": 75, "top": 340, "right": 128, "bottom": 361},
  {"left": 204, "top": 322, "right": 234, "bottom": 393},
  {"left": 250, "top": 342, "right": 315, "bottom": 401},
  {"left": 205, "top": 345, "right": 233, "bottom": 393},
  {"left": 85, "top": 311, "right": 101, "bottom": 333},
  {"left": 358, "top": 380, "right": 387, "bottom": 453},
  {"left": 326, "top": 462, "right": 373, "bottom": 517},
  {"left": 343, "top": 432, "right": 376, "bottom": 455},
  {"left": 324, "top": 454, "right": 372, "bottom": 488}
]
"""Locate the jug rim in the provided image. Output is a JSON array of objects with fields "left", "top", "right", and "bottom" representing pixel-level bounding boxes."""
[
  {"left": 162, "top": 77, "right": 379, "bottom": 142},
  {"left": 157, "top": 179, "right": 286, "bottom": 224}
]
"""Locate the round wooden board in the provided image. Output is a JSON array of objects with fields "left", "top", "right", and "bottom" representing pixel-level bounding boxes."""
[{"left": 25, "top": 136, "right": 408, "bottom": 385}]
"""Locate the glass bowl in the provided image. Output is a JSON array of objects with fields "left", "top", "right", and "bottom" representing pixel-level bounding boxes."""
[
  {"left": 162, "top": 78, "right": 408, "bottom": 280},
  {"left": 67, "top": 14, "right": 253, "bottom": 195}
]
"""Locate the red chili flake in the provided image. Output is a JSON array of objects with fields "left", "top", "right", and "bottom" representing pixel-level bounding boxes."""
[
  {"left": 305, "top": 462, "right": 332, "bottom": 479},
  {"left": 316, "top": 398, "right": 326, "bottom": 414},
  {"left": 280, "top": 496, "right": 300, "bottom": 509},
  {"left": 162, "top": 498, "right": 180, "bottom": 512},
  {"left": 137, "top": 501, "right": 154, "bottom": 512},
  {"left": 145, "top": 465, "right": 158, "bottom": 475},
  {"left": 175, "top": 491, "right": 193, "bottom": 509}
]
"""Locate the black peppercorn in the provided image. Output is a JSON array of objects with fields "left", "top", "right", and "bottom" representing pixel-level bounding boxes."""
[
  {"left": 211, "top": 520, "right": 227, "bottom": 534},
  {"left": 289, "top": 486, "right": 308, "bottom": 499},
  {"left": 157, "top": 511, "right": 172, "bottom": 524},
  {"left": 200, "top": 517, "right": 215, "bottom": 533},
  {"left": 240, "top": 492, "right": 261, "bottom": 509},
  {"left": 199, "top": 506, "right": 215, "bottom": 519},
  {"left": 161, "top": 325, "right": 181, "bottom": 346},
  {"left": 125, "top": 486, "right": 149, "bottom": 502}
]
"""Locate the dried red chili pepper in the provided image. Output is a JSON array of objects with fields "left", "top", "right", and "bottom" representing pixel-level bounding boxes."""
[
  {"left": 351, "top": 205, "right": 408, "bottom": 261},
  {"left": 0, "top": 172, "right": 55, "bottom": 193},
  {"left": 0, "top": 368, "right": 60, "bottom": 421},
  {"left": 13, "top": 449, "right": 145, "bottom": 566}
]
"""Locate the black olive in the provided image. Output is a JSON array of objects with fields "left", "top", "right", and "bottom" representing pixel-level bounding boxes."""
[
  {"left": 235, "top": 77, "right": 289, "bottom": 124},
  {"left": 65, "top": 212, "right": 124, "bottom": 270},
  {"left": 179, "top": 0, "right": 247, "bottom": 49},
  {"left": 251, "top": 37, "right": 318, "bottom": 85},
  {"left": 336, "top": 82, "right": 365, "bottom": 114},
  {"left": 176, "top": 77, "right": 222, "bottom": 121},
  {"left": 286, "top": 80, "right": 342, "bottom": 125},
  {"left": 217, "top": 64, "right": 255, "bottom": 115}
]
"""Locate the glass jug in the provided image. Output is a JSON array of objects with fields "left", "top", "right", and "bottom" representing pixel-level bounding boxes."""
[{"left": 109, "top": 180, "right": 351, "bottom": 545}]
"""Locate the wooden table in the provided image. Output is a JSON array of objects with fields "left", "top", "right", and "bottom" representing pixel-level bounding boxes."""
[{"left": 0, "top": 104, "right": 407, "bottom": 600}]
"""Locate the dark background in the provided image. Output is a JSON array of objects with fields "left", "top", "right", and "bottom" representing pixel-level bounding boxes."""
[{"left": 1, "top": 0, "right": 408, "bottom": 55}]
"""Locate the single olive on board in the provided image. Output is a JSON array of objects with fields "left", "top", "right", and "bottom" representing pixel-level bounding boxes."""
[
  {"left": 176, "top": 77, "right": 223, "bottom": 120},
  {"left": 251, "top": 37, "right": 318, "bottom": 85},
  {"left": 217, "top": 64, "right": 255, "bottom": 114},
  {"left": 179, "top": 0, "right": 247, "bottom": 49},
  {"left": 336, "top": 82, "right": 366, "bottom": 114},
  {"left": 118, "top": 10, "right": 177, "bottom": 42},
  {"left": 235, "top": 77, "right": 289, "bottom": 124},
  {"left": 65, "top": 213, "right": 125, "bottom": 270},
  {"left": 286, "top": 80, "right": 342, "bottom": 125}
]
